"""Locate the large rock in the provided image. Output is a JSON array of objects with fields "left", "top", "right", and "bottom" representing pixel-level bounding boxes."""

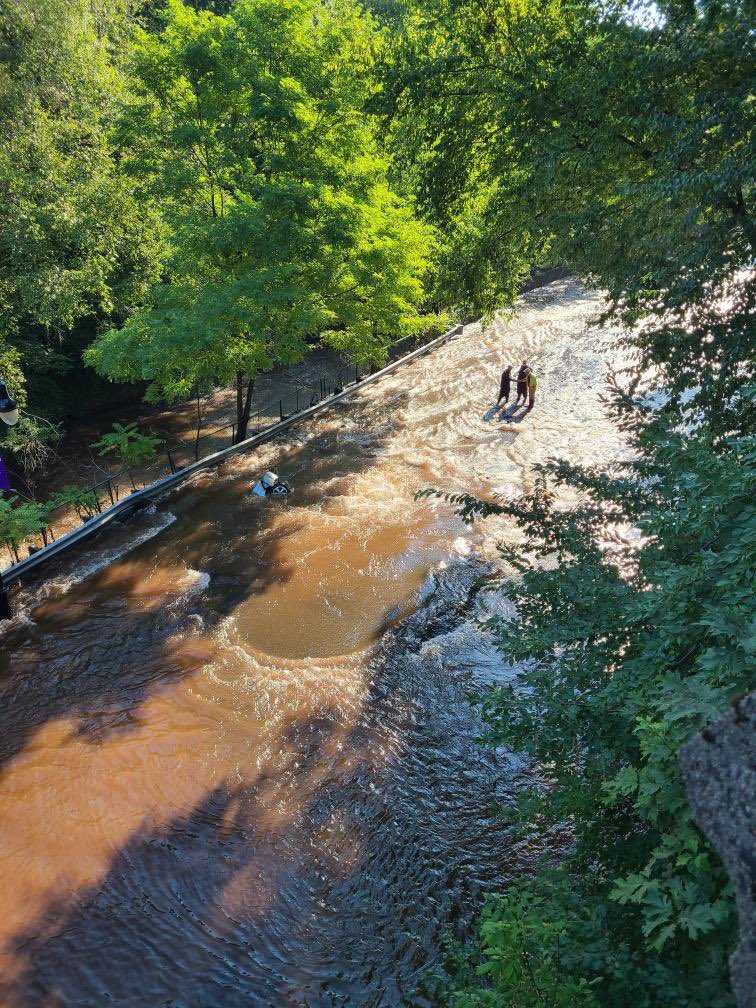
[{"left": 680, "top": 692, "right": 756, "bottom": 1008}]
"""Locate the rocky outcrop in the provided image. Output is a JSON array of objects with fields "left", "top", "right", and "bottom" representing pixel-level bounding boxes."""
[{"left": 680, "top": 692, "right": 756, "bottom": 1008}]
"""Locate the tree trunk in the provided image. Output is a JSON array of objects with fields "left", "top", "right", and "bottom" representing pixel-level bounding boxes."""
[
  {"left": 194, "top": 386, "right": 204, "bottom": 461},
  {"left": 235, "top": 372, "right": 255, "bottom": 444}
]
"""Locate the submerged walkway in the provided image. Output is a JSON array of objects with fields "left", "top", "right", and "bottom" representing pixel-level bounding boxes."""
[{"left": 0, "top": 279, "right": 624, "bottom": 1007}]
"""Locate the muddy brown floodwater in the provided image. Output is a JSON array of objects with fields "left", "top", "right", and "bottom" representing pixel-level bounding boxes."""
[{"left": 0, "top": 280, "right": 626, "bottom": 1007}]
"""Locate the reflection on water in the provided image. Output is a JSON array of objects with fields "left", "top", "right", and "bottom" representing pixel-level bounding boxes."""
[{"left": 0, "top": 280, "right": 624, "bottom": 1006}]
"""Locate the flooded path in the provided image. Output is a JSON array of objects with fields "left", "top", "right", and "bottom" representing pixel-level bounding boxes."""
[{"left": 0, "top": 280, "right": 625, "bottom": 1007}]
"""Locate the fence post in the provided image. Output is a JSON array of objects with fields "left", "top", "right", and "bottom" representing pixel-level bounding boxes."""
[
  {"left": 279, "top": 399, "right": 285, "bottom": 421},
  {"left": 0, "top": 572, "right": 11, "bottom": 620},
  {"left": 296, "top": 389, "right": 300, "bottom": 412},
  {"left": 106, "top": 479, "right": 115, "bottom": 506},
  {"left": 167, "top": 450, "right": 176, "bottom": 475}
]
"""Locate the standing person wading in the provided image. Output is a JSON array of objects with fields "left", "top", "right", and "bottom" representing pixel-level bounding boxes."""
[
  {"left": 526, "top": 368, "right": 538, "bottom": 412},
  {"left": 515, "top": 362, "right": 529, "bottom": 406},
  {"left": 497, "top": 365, "right": 512, "bottom": 407}
]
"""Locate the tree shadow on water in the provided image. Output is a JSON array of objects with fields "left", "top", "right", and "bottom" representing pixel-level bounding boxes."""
[
  {"left": 0, "top": 780, "right": 337, "bottom": 1008},
  {"left": 0, "top": 555, "right": 540, "bottom": 1008},
  {"left": 0, "top": 392, "right": 407, "bottom": 771},
  {"left": 0, "top": 691, "right": 424, "bottom": 1008}
]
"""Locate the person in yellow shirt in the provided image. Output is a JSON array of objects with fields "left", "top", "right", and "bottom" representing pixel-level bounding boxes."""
[{"left": 526, "top": 369, "right": 537, "bottom": 411}]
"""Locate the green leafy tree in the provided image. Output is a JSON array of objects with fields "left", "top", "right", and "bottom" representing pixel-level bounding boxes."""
[
  {"left": 0, "top": 496, "right": 49, "bottom": 563},
  {"left": 382, "top": 0, "right": 754, "bottom": 412},
  {"left": 0, "top": 0, "right": 167, "bottom": 419},
  {"left": 421, "top": 401, "right": 753, "bottom": 1005},
  {"left": 86, "top": 0, "right": 439, "bottom": 442},
  {"left": 91, "top": 422, "right": 163, "bottom": 468},
  {"left": 397, "top": 0, "right": 754, "bottom": 1003},
  {"left": 0, "top": 414, "right": 62, "bottom": 497},
  {"left": 443, "top": 880, "right": 600, "bottom": 1008},
  {"left": 50, "top": 484, "right": 101, "bottom": 522},
  {"left": 0, "top": 343, "right": 25, "bottom": 412}
]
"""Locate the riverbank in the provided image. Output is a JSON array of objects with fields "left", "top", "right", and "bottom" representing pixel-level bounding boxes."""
[{"left": 2, "top": 341, "right": 426, "bottom": 568}]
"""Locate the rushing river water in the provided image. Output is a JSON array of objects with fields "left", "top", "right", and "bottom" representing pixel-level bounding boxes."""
[{"left": 0, "top": 280, "right": 625, "bottom": 1007}]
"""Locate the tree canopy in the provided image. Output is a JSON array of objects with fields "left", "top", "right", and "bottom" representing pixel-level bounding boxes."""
[
  {"left": 85, "top": 0, "right": 439, "bottom": 440},
  {"left": 0, "top": 0, "right": 166, "bottom": 417},
  {"left": 382, "top": 0, "right": 754, "bottom": 414},
  {"left": 393, "top": 1, "right": 754, "bottom": 1003}
]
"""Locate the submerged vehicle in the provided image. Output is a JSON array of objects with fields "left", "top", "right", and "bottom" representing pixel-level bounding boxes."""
[{"left": 251, "top": 471, "right": 292, "bottom": 498}]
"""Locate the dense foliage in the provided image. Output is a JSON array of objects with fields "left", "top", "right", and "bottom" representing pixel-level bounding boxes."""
[
  {"left": 85, "top": 0, "right": 440, "bottom": 441},
  {"left": 400, "top": 0, "right": 754, "bottom": 1004},
  {"left": 0, "top": 0, "right": 438, "bottom": 445},
  {"left": 382, "top": 0, "right": 754, "bottom": 405},
  {"left": 0, "top": 495, "right": 48, "bottom": 563},
  {"left": 0, "top": 0, "right": 166, "bottom": 418},
  {"left": 421, "top": 410, "right": 753, "bottom": 1005},
  {"left": 91, "top": 422, "right": 163, "bottom": 466}
]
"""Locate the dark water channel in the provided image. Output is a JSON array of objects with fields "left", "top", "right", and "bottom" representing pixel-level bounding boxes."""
[{"left": 0, "top": 281, "right": 623, "bottom": 1007}]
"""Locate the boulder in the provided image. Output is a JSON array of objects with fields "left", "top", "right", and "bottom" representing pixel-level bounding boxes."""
[{"left": 680, "top": 692, "right": 756, "bottom": 1008}]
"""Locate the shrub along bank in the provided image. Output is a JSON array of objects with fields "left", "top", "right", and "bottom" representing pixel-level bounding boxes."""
[{"left": 389, "top": 0, "right": 754, "bottom": 1002}]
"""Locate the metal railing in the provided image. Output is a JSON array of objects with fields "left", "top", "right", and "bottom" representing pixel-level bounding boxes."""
[
  {"left": 2, "top": 369, "right": 367, "bottom": 565},
  {"left": 0, "top": 327, "right": 461, "bottom": 581}
]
